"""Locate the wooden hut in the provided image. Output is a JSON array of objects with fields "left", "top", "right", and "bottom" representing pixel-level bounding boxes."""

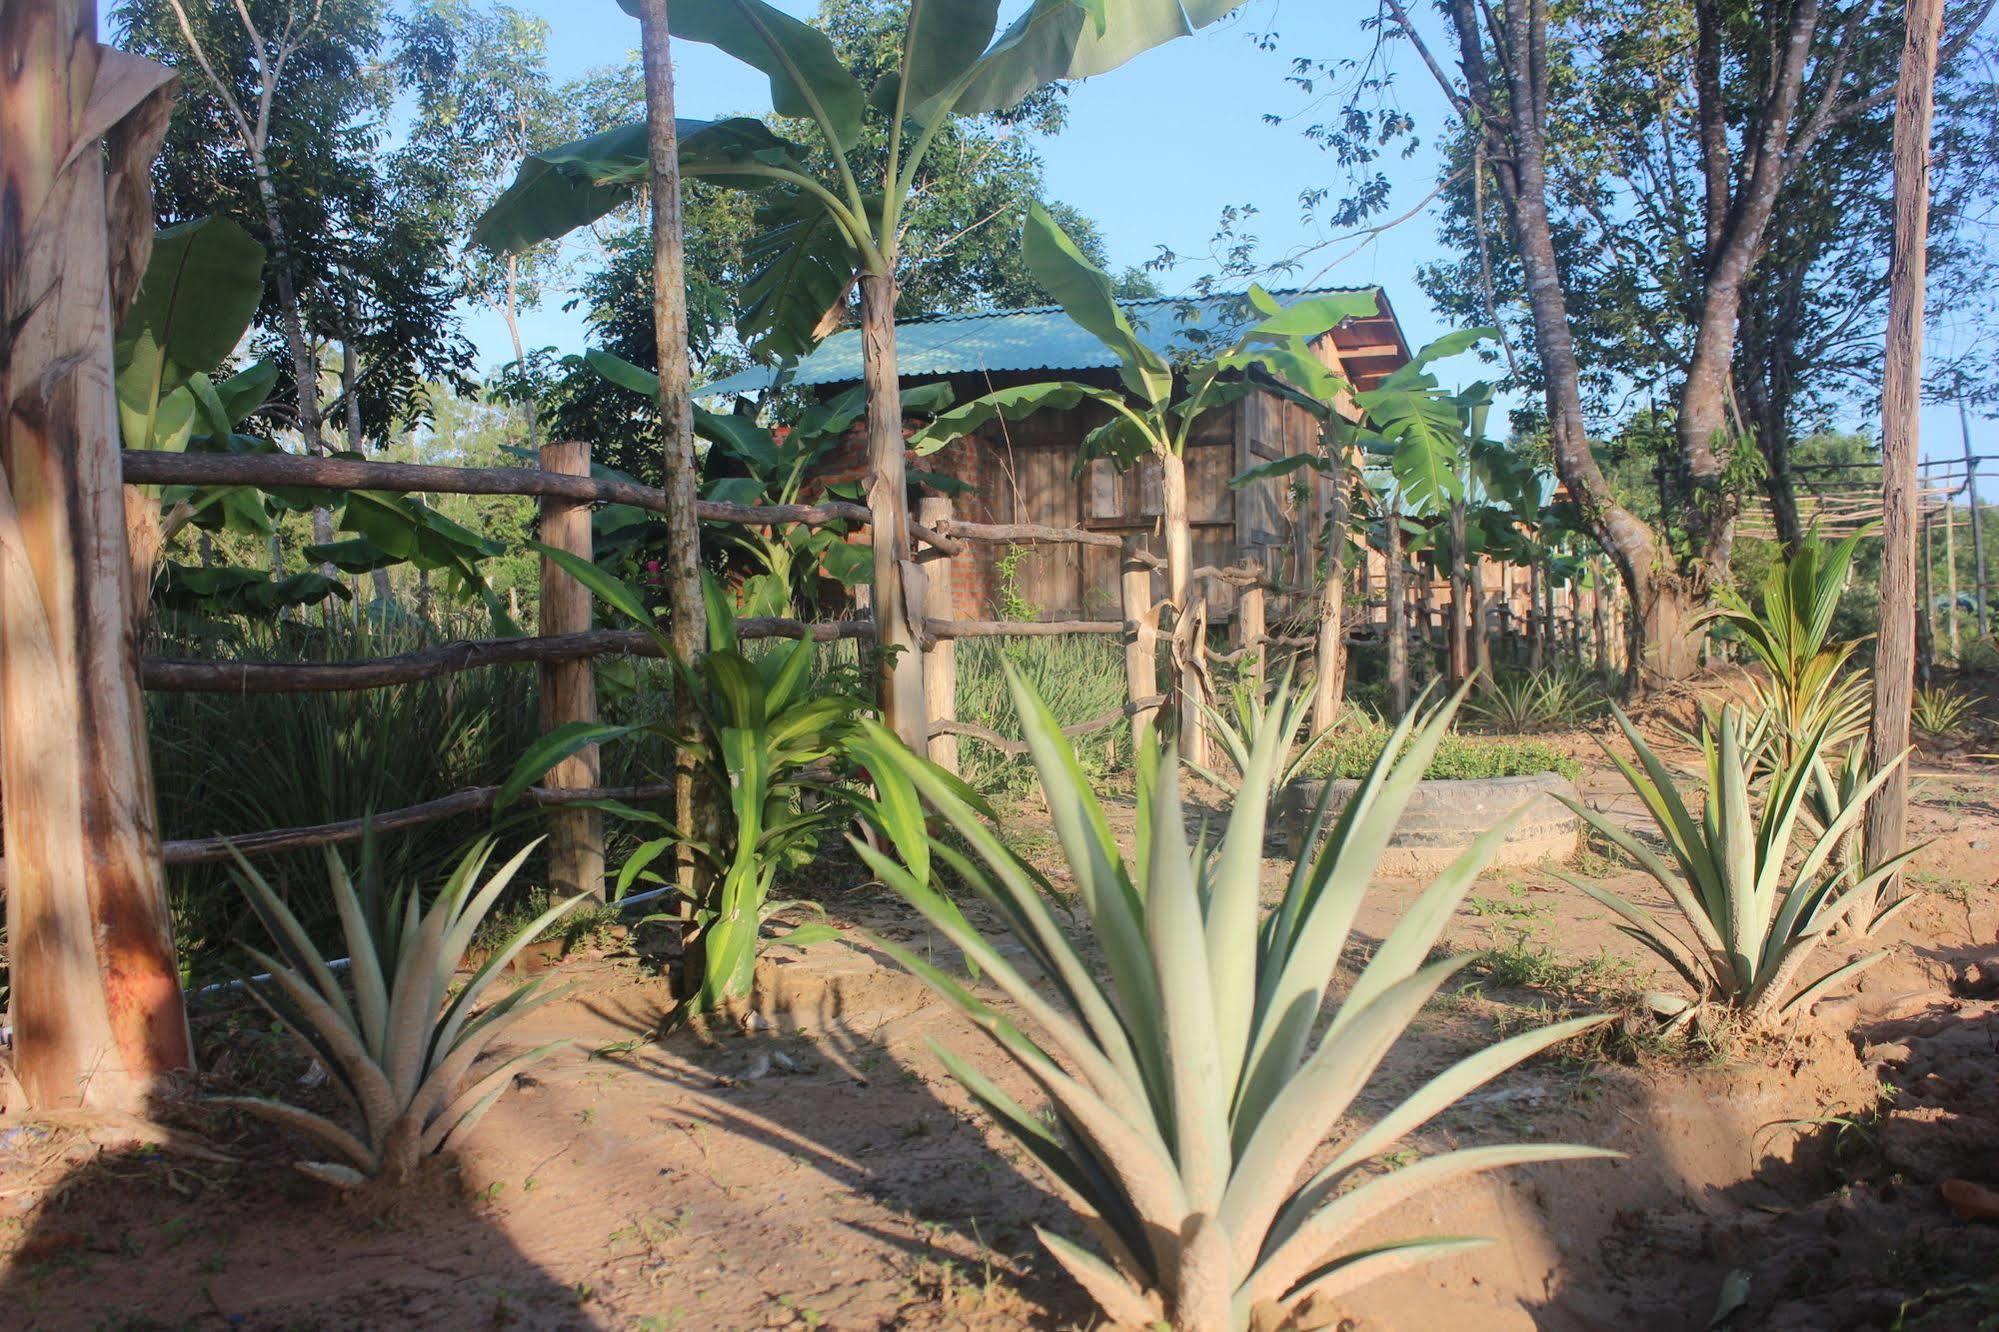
[{"left": 703, "top": 288, "right": 1412, "bottom": 624}]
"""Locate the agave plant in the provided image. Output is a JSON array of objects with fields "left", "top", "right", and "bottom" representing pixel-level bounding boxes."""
[
  {"left": 1555, "top": 705, "right": 1918, "bottom": 1026},
  {"left": 852, "top": 673, "right": 1614, "bottom": 1330},
  {"left": 1189, "top": 669, "right": 1341, "bottom": 793},
  {"left": 1702, "top": 530, "right": 1871, "bottom": 765},
  {"left": 214, "top": 838, "right": 582, "bottom": 1187},
  {"left": 1911, "top": 684, "right": 1975, "bottom": 740},
  {"left": 1461, "top": 667, "right": 1606, "bottom": 733}
]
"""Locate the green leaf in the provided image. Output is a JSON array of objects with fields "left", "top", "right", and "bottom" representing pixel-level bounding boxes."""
[
  {"left": 213, "top": 358, "right": 278, "bottom": 425},
  {"left": 473, "top": 118, "right": 805, "bottom": 254},
  {"left": 585, "top": 347, "right": 658, "bottom": 397},
  {"left": 901, "top": 0, "right": 1004, "bottom": 106},
  {"left": 738, "top": 187, "right": 862, "bottom": 360},
  {"left": 1229, "top": 452, "right": 1330, "bottom": 489},
  {"left": 496, "top": 721, "right": 642, "bottom": 810},
  {"left": 940, "top": 0, "right": 1241, "bottom": 120},
  {"left": 530, "top": 542, "right": 660, "bottom": 633},
  {"left": 115, "top": 217, "right": 266, "bottom": 452},
  {"left": 910, "top": 380, "right": 1108, "bottom": 454},
  {"left": 1022, "top": 204, "right": 1171, "bottom": 406},
  {"left": 618, "top": 0, "right": 866, "bottom": 150}
]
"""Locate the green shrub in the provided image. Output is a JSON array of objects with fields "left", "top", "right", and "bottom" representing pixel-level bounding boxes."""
[{"left": 1301, "top": 725, "right": 1578, "bottom": 781}]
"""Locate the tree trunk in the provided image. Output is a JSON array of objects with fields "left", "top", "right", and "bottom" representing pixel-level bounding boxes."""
[
  {"left": 859, "top": 274, "right": 927, "bottom": 749},
  {"left": 1311, "top": 442, "right": 1350, "bottom": 732},
  {"left": 1448, "top": 499, "right": 1470, "bottom": 684},
  {"left": 636, "top": 0, "right": 712, "bottom": 983},
  {"left": 1385, "top": 511, "right": 1408, "bottom": 719},
  {"left": 1862, "top": 0, "right": 1944, "bottom": 927},
  {"left": 1160, "top": 446, "right": 1205, "bottom": 757},
  {"left": 1, "top": 4, "right": 191, "bottom": 1109},
  {"left": 1636, "top": 573, "right": 1705, "bottom": 682},
  {"left": 1527, "top": 558, "right": 1544, "bottom": 672}
]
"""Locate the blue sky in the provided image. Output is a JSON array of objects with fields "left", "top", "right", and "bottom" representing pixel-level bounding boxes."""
[{"left": 467, "top": 0, "right": 1979, "bottom": 461}]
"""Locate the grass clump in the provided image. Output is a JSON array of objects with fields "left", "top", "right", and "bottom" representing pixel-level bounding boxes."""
[
  {"left": 1301, "top": 725, "right": 1579, "bottom": 782},
  {"left": 954, "top": 635, "right": 1130, "bottom": 795}
]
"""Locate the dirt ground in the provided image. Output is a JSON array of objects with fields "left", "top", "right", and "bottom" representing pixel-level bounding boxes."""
[{"left": 4, "top": 703, "right": 1999, "bottom": 1330}]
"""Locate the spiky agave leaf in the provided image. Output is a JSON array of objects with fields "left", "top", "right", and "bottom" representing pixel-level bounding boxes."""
[
  {"left": 218, "top": 839, "right": 584, "bottom": 1187},
  {"left": 860, "top": 675, "right": 1613, "bottom": 1329}
]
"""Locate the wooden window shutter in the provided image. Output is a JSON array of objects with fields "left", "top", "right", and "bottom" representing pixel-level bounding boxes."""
[
  {"left": 1085, "top": 457, "right": 1121, "bottom": 520},
  {"left": 1139, "top": 456, "right": 1164, "bottom": 516}
]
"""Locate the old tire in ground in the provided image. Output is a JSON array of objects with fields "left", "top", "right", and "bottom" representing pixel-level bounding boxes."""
[{"left": 1277, "top": 770, "right": 1581, "bottom": 877}]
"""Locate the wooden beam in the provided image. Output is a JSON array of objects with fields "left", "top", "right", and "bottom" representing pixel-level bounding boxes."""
[{"left": 140, "top": 619, "right": 873, "bottom": 693}]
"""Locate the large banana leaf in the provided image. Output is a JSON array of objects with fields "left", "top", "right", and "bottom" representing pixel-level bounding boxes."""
[
  {"left": 618, "top": 0, "right": 865, "bottom": 149},
  {"left": 1022, "top": 202, "right": 1172, "bottom": 406},
  {"left": 900, "top": 0, "right": 1005, "bottom": 107},
  {"left": 471, "top": 117, "right": 804, "bottom": 254},
  {"left": 938, "top": 0, "right": 1242, "bottom": 119},
  {"left": 739, "top": 188, "right": 864, "bottom": 359},
  {"left": 115, "top": 216, "right": 265, "bottom": 452}
]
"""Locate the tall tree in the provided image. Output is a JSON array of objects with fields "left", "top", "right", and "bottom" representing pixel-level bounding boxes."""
[
  {"left": 1368, "top": 0, "right": 1992, "bottom": 678},
  {"left": 1865, "top": 0, "right": 1948, "bottom": 922}
]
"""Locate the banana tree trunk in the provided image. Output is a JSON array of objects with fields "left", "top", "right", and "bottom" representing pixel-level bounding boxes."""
[
  {"left": 1160, "top": 447, "right": 1203, "bottom": 761},
  {"left": 860, "top": 273, "right": 927, "bottom": 749},
  {"left": 1448, "top": 499, "right": 1470, "bottom": 684},
  {"left": 1385, "top": 510, "right": 1409, "bottom": 720},
  {"left": 1, "top": 4, "right": 191, "bottom": 1110},
  {"left": 1311, "top": 443, "right": 1350, "bottom": 732}
]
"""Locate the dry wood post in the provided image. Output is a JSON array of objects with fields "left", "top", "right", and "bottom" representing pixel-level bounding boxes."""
[
  {"left": 1944, "top": 492, "right": 1960, "bottom": 658},
  {"left": 918, "top": 495, "right": 958, "bottom": 774},
  {"left": 0, "top": 5, "right": 191, "bottom": 1110},
  {"left": 1238, "top": 579, "right": 1267, "bottom": 696},
  {"left": 538, "top": 440, "right": 605, "bottom": 899},
  {"left": 1385, "top": 502, "right": 1409, "bottom": 719},
  {"left": 1447, "top": 501, "right": 1470, "bottom": 684},
  {"left": 1526, "top": 559, "right": 1544, "bottom": 671},
  {"left": 1864, "top": 0, "right": 1945, "bottom": 913},
  {"left": 1121, "top": 536, "right": 1163, "bottom": 754}
]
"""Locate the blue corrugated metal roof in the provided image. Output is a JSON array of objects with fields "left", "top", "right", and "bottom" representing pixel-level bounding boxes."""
[{"left": 698, "top": 286, "right": 1383, "bottom": 399}]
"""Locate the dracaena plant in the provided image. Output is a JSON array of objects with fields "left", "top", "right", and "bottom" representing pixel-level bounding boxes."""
[
  {"left": 851, "top": 673, "right": 1614, "bottom": 1330},
  {"left": 213, "top": 838, "right": 582, "bottom": 1188},
  {"left": 1555, "top": 705, "right": 1919, "bottom": 1026},
  {"left": 500, "top": 562, "right": 926, "bottom": 1010}
]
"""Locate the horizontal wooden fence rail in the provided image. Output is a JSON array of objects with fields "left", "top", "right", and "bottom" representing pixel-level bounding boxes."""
[
  {"left": 141, "top": 619, "right": 874, "bottom": 693},
  {"left": 923, "top": 618, "right": 1125, "bottom": 641},
  {"left": 933, "top": 517, "right": 1124, "bottom": 550},
  {"left": 0, "top": 782, "right": 678, "bottom": 886},
  {"left": 931, "top": 695, "right": 1169, "bottom": 757}
]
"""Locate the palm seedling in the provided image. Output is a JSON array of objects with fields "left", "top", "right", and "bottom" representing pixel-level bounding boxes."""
[
  {"left": 1701, "top": 530, "right": 1871, "bottom": 766},
  {"left": 854, "top": 673, "right": 1614, "bottom": 1330},
  {"left": 1554, "top": 705, "right": 1918, "bottom": 1026},
  {"left": 214, "top": 838, "right": 583, "bottom": 1187}
]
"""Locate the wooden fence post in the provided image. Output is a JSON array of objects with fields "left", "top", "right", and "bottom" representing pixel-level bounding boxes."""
[
  {"left": 918, "top": 495, "right": 958, "bottom": 774},
  {"left": 538, "top": 440, "right": 604, "bottom": 899},
  {"left": 1121, "top": 536, "right": 1161, "bottom": 754},
  {"left": 1, "top": 11, "right": 190, "bottom": 1110},
  {"left": 1239, "top": 579, "right": 1266, "bottom": 697}
]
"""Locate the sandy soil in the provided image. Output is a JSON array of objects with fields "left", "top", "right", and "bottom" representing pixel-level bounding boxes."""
[{"left": 3, "top": 708, "right": 1998, "bottom": 1331}]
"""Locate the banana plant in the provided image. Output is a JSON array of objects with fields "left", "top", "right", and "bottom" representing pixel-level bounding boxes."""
[
  {"left": 474, "top": 0, "right": 1240, "bottom": 734},
  {"left": 854, "top": 674, "right": 1614, "bottom": 1329},
  {"left": 915, "top": 203, "right": 1377, "bottom": 616},
  {"left": 1555, "top": 704, "right": 1919, "bottom": 1026},
  {"left": 214, "top": 837, "right": 583, "bottom": 1187}
]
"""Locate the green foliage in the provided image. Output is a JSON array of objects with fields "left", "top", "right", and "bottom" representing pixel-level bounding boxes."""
[
  {"left": 1702, "top": 530, "right": 1872, "bottom": 765},
  {"left": 1191, "top": 675, "right": 1341, "bottom": 792},
  {"left": 853, "top": 676, "right": 1613, "bottom": 1328},
  {"left": 954, "top": 636, "right": 1130, "bottom": 796},
  {"left": 213, "top": 837, "right": 581, "bottom": 1187},
  {"left": 1912, "top": 685, "right": 1976, "bottom": 740},
  {"left": 474, "top": 0, "right": 1220, "bottom": 357},
  {"left": 1302, "top": 726, "right": 1578, "bottom": 782},
  {"left": 498, "top": 564, "right": 888, "bottom": 1009},
  {"left": 1555, "top": 706, "right": 1918, "bottom": 1027},
  {"left": 115, "top": 217, "right": 267, "bottom": 453},
  {"left": 1461, "top": 668, "right": 1608, "bottom": 733}
]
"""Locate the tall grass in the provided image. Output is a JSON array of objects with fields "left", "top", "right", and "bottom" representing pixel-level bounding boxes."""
[{"left": 954, "top": 636, "right": 1131, "bottom": 796}]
